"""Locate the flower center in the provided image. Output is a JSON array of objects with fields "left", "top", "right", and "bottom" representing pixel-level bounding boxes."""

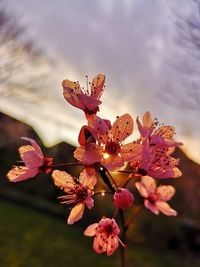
[
  {"left": 148, "top": 194, "right": 157, "bottom": 204},
  {"left": 104, "top": 224, "right": 113, "bottom": 235},
  {"left": 38, "top": 158, "right": 53, "bottom": 173},
  {"left": 105, "top": 141, "right": 121, "bottom": 155},
  {"left": 74, "top": 186, "right": 88, "bottom": 202}
]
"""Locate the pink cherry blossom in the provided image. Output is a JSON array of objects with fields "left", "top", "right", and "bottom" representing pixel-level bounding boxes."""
[
  {"left": 130, "top": 141, "right": 182, "bottom": 178},
  {"left": 130, "top": 111, "right": 182, "bottom": 178},
  {"left": 7, "top": 137, "right": 53, "bottom": 182},
  {"left": 74, "top": 114, "right": 142, "bottom": 170},
  {"left": 137, "top": 111, "right": 182, "bottom": 147},
  {"left": 113, "top": 188, "right": 134, "bottom": 210},
  {"left": 135, "top": 176, "right": 177, "bottom": 216},
  {"left": 52, "top": 169, "right": 97, "bottom": 224},
  {"left": 84, "top": 217, "right": 124, "bottom": 256},
  {"left": 62, "top": 74, "right": 105, "bottom": 115}
]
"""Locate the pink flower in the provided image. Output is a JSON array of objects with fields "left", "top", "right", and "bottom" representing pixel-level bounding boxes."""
[
  {"left": 130, "top": 111, "right": 182, "bottom": 178},
  {"left": 137, "top": 111, "right": 182, "bottom": 147},
  {"left": 135, "top": 176, "right": 177, "bottom": 216},
  {"left": 113, "top": 188, "right": 134, "bottom": 210},
  {"left": 7, "top": 137, "right": 53, "bottom": 182},
  {"left": 62, "top": 74, "right": 105, "bottom": 115},
  {"left": 52, "top": 169, "right": 97, "bottom": 224},
  {"left": 74, "top": 114, "right": 141, "bottom": 170},
  {"left": 130, "top": 141, "right": 182, "bottom": 178},
  {"left": 84, "top": 217, "right": 124, "bottom": 256}
]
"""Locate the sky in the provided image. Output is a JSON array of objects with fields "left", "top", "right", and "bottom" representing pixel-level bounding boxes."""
[{"left": 1, "top": 0, "right": 200, "bottom": 164}]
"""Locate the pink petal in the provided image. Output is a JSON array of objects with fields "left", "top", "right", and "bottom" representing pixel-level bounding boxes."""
[
  {"left": 136, "top": 116, "right": 145, "bottom": 136},
  {"left": 19, "top": 145, "right": 34, "bottom": 155},
  {"left": 143, "top": 111, "right": 153, "bottom": 128},
  {"left": 67, "top": 202, "right": 85, "bottom": 224},
  {"left": 172, "top": 167, "right": 182, "bottom": 178},
  {"left": 78, "top": 94, "right": 101, "bottom": 111},
  {"left": 112, "top": 114, "right": 133, "bottom": 143},
  {"left": 150, "top": 135, "right": 166, "bottom": 146},
  {"left": 7, "top": 166, "right": 38, "bottom": 182},
  {"left": 107, "top": 236, "right": 119, "bottom": 256},
  {"left": 91, "top": 74, "right": 105, "bottom": 99},
  {"left": 144, "top": 199, "right": 159, "bottom": 215},
  {"left": 84, "top": 223, "right": 98, "bottom": 237},
  {"left": 20, "top": 150, "right": 43, "bottom": 168},
  {"left": 93, "top": 235, "right": 106, "bottom": 254},
  {"left": 92, "top": 116, "right": 111, "bottom": 136},
  {"left": 157, "top": 185, "right": 176, "bottom": 201},
  {"left": 136, "top": 112, "right": 153, "bottom": 137},
  {"left": 85, "top": 196, "right": 94, "bottom": 209},
  {"left": 155, "top": 201, "right": 177, "bottom": 216},
  {"left": 21, "top": 137, "right": 44, "bottom": 159},
  {"left": 52, "top": 170, "right": 75, "bottom": 191},
  {"left": 148, "top": 167, "right": 181, "bottom": 179},
  {"left": 141, "top": 176, "right": 156, "bottom": 194},
  {"left": 79, "top": 169, "right": 97, "bottom": 188},
  {"left": 74, "top": 144, "right": 103, "bottom": 164},
  {"left": 78, "top": 126, "right": 97, "bottom": 146},
  {"left": 62, "top": 79, "right": 85, "bottom": 110},
  {"left": 121, "top": 142, "right": 142, "bottom": 162},
  {"left": 102, "top": 154, "right": 124, "bottom": 171},
  {"left": 154, "top": 125, "right": 175, "bottom": 139},
  {"left": 135, "top": 182, "right": 149, "bottom": 198},
  {"left": 138, "top": 141, "right": 152, "bottom": 170}
]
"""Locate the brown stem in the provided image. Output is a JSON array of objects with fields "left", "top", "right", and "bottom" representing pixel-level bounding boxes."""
[
  {"left": 105, "top": 168, "right": 118, "bottom": 188},
  {"left": 119, "top": 209, "right": 126, "bottom": 267},
  {"left": 50, "top": 162, "right": 83, "bottom": 167},
  {"left": 118, "top": 170, "right": 133, "bottom": 173},
  {"left": 121, "top": 175, "right": 137, "bottom": 188},
  {"left": 125, "top": 205, "right": 144, "bottom": 229}
]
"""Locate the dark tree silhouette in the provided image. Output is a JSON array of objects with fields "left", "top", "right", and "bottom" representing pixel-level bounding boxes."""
[
  {"left": 161, "top": 0, "right": 200, "bottom": 110},
  {"left": 0, "top": 1, "right": 54, "bottom": 103}
]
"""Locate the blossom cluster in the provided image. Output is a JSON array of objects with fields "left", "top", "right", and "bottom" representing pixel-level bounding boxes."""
[{"left": 7, "top": 74, "right": 182, "bottom": 257}]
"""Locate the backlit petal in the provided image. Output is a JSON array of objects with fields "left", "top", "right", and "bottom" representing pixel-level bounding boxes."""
[
  {"left": 144, "top": 199, "right": 159, "bottom": 215},
  {"left": 62, "top": 79, "right": 85, "bottom": 110},
  {"left": 78, "top": 126, "right": 97, "bottom": 146},
  {"left": 102, "top": 154, "right": 124, "bottom": 171},
  {"left": 121, "top": 142, "right": 142, "bottom": 162},
  {"left": 74, "top": 144, "right": 103, "bottom": 164},
  {"left": 157, "top": 185, "right": 176, "bottom": 201},
  {"left": 135, "top": 182, "right": 149, "bottom": 198},
  {"left": 84, "top": 223, "right": 98, "bottom": 236},
  {"left": 91, "top": 74, "right": 105, "bottom": 99},
  {"left": 141, "top": 176, "right": 156, "bottom": 194},
  {"left": 112, "top": 114, "right": 133, "bottom": 143},
  {"left": 85, "top": 196, "right": 94, "bottom": 209},
  {"left": 154, "top": 125, "right": 175, "bottom": 139},
  {"left": 143, "top": 111, "right": 153, "bottom": 128},
  {"left": 52, "top": 170, "right": 75, "bottom": 191},
  {"left": 79, "top": 169, "right": 97, "bottom": 188},
  {"left": 79, "top": 94, "right": 101, "bottom": 111},
  {"left": 155, "top": 201, "right": 177, "bottom": 216},
  {"left": 93, "top": 235, "right": 106, "bottom": 254},
  {"left": 7, "top": 166, "right": 38, "bottom": 182},
  {"left": 20, "top": 150, "right": 43, "bottom": 168},
  {"left": 107, "top": 236, "right": 119, "bottom": 256},
  {"left": 21, "top": 137, "right": 43, "bottom": 159},
  {"left": 67, "top": 203, "right": 85, "bottom": 224}
]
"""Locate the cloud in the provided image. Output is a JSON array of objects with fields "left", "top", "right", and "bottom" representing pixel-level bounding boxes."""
[{"left": 3, "top": 0, "right": 200, "bottom": 163}]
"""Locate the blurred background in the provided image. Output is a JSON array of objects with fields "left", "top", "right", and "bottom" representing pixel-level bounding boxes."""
[{"left": 0, "top": 0, "right": 200, "bottom": 266}]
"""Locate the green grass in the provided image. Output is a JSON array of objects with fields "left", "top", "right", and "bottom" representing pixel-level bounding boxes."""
[{"left": 0, "top": 200, "right": 199, "bottom": 267}]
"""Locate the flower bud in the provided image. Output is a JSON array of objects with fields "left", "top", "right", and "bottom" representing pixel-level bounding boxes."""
[{"left": 113, "top": 188, "right": 134, "bottom": 210}]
